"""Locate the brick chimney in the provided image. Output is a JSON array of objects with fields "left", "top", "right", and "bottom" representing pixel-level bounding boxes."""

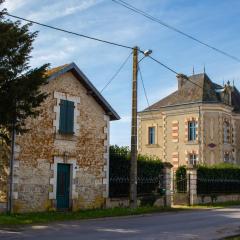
[{"left": 177, "top": 73, "right": 188, "bottom": 89}]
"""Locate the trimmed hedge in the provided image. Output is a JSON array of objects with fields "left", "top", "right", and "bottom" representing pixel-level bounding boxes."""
[
  {"left": 197, "top": 164, "right": 240, "bottom": 180},
  {"left": 197, "top": 164, "right": 240, "bottom": 194},
  {"left": 109, "top": 145, "right": 164, "bottom": 198}
]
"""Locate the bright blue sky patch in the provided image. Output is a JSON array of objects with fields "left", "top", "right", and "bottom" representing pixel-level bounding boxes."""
[{"left": 2, "top": 0, "right": 240, "bottom": 146}]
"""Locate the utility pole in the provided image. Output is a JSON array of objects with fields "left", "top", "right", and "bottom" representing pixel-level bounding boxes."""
[{"left": 130, "top": 46, "right": 138, "bottom": 208}]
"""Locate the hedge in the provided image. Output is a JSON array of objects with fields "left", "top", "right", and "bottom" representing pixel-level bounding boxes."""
[
  {"left": 109, "top": 145, "right": 164, "bottom": 198},
  {"left": 197, "top": 164, "right": 240, "bottom": 194}
]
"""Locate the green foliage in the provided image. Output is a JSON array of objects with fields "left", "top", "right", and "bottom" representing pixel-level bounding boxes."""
[
  {"left": 0, "top": 4, "right": 50, "bottom": 142},
  {"left": 175, "top": 166, "right": 187, "bottom": 193},
  {"left": 0, "top": 206, "right": 173, "bottom": 226},
  {"left": 197, "top": 165, "right": 240, "bottom": 180},
  {"left": 109, "top": 145, "right": 163, "bottom": 178},
  {"left": 109, "top": 145, "right": 163, "bottom": 197}
]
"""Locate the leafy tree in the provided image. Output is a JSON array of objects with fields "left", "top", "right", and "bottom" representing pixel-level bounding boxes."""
[{"left": 0, "top": 1, "right": 49, "bottom": 143}]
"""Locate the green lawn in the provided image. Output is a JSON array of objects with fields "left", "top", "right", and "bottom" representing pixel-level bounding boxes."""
[{"left": 0, "top": 206, "right": 174, "bottom": 226}]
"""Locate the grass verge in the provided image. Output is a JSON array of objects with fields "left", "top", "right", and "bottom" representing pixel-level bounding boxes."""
[
  {"left": 1, "top": 201, "right": 239, "bottom": 226},
  {"left": 0, "top": 206, "right": 175, "bottom": 226}
]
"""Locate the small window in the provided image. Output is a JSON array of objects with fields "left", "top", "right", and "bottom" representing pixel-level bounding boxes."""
[
  {"left": 188, "top": 121, "right": 196, "bottom": 141},
  {"left": 189, "top": 154, "right": 197, "bottom": 165},
  {"left": 148, "top": 127, "right": 155, "bottom": 145},
  {"left": 224, "top": 152, "right": 230, "bottom": 163},
  {"left": 59, "top": 99, "right": 74, "bottom": 134}
]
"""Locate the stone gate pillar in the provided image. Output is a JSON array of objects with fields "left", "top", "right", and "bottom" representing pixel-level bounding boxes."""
[
  {"left": 187, "top": 167, "right": 198, "bottom": 205},
  {"left": 162, "top": 162, "right": 173, "bottom": 207}
]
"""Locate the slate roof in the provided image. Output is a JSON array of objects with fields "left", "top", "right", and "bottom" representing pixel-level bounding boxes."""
[
  {"left": 142, "top": 73, "right": 240, "bottom": 113},
  {"left": 47, "top": 63, "right": 120, "bottom": 121}
]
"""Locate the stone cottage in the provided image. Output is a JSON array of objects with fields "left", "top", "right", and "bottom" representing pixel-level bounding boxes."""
[
  {"left": 138, "top": 73, "right": 240, "bottom": 170},
  {"left": 1, "top": 62, "right": 120, "bottom": 213}
]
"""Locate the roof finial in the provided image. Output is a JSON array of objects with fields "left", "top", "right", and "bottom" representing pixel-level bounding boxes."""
[
  {"left": 203, "top": 64, "right": 206, "bottom": 74},
  {"left": 233, "top": 79, "right": 235, "bottom": 87},
  {"left": 192, "top": 65, "right": 195, "bottom": 75}
]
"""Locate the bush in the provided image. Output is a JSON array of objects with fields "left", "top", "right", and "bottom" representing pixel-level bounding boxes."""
[
  {"left": 197, "top": 164, "right": 240, "bottom": 195},
  {"left": 109, "top": 145, "right": 163, "bottom": 198},
  {"left": 175, "top": 166, "right": 187, "bottom": 193}
]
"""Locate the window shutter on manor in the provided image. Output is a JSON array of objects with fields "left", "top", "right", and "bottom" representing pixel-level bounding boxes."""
[{"left": 59, "top": 99, "right": 74, "bottom": 134}]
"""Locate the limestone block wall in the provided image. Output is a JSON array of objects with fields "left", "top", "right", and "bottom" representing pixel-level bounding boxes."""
[
  {"left": 138, "top": 112, "right": 164, "bottom": 159},
  {"left": 138, "top": 103, "right": 240, "bottom": 167},
  {"left": 164, "top": 108, "right": 200, "bottom": 168},
  {"left": 13, "top": 71, "right": 109, "bottom": 213}
]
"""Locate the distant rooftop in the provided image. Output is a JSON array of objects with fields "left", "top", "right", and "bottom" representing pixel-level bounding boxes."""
[{"left": 142, "top": 73, "right": 240, "bottom": 113}]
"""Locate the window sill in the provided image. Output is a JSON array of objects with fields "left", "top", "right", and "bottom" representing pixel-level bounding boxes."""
[
  {"left": 145, "top": 144, "right": 159, "bottom": 148},
  {"left": 55, "top": 132, "right": 77, "bottom": 141},
  {"left": 186, "top": 141, "right": 198, "bottom": 145}
]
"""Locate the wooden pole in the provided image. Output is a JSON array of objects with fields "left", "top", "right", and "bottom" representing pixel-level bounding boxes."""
[{"left": 130, "top": 46, "right": 138, "bottom": 208}]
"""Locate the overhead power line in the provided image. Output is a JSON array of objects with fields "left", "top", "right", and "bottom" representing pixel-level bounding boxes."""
[
  {"left": 138, "top": 64, "right": 151, "bottom": 108},
  {"left": 100, "top": 51, "right": 132, "bottom": 92},
  {"left": 147, "top": 55, "right": 203, "bottom": 89},
  {"left": 5, "top": 13, "right": 133, "bottom": 50},
  {"left": 112, "top": 0, "right": 240, "bottom": 63}
]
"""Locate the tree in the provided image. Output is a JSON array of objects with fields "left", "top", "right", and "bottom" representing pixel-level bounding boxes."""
[{"left": 0, "top": 1, "right": 49, "bottom": 143}]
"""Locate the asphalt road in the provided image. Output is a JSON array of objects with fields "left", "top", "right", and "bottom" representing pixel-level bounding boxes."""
[{"left": 0, "top": 207, "right": 240, "bottom": 240}]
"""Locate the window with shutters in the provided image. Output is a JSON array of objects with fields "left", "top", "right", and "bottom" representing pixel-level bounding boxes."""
[{"left": 59, "top": 99, "right": 74, "bottom": 134}]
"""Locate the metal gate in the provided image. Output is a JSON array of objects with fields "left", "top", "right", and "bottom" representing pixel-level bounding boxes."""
[{"left": 172, "top": 173, "right": 190, "bottom": 205}]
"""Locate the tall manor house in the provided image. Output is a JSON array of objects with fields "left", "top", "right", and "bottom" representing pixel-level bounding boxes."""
[{"left": 138, "top": 73, "right": 240, "bottom": 169}]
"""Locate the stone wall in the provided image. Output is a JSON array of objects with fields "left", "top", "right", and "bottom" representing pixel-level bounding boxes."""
[
  {"left": 0, "top": 141, "right": 9, "bottom": 212},
  {"left": 12, "top": 71, "right": 109, "bottom": 213},
  {"left": 188, "top": 168, "right": 240, "bottom": 205},
  {"left": 138, "top": 103, "right": 240, "bottom": 167}
]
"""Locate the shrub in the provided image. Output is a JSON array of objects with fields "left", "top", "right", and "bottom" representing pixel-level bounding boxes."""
[
  {"left": 109, "top": 145, "right": 163, "bottom": 198},
  {"left": 175, "top": 166, "right": 187, "bottom": 193}
]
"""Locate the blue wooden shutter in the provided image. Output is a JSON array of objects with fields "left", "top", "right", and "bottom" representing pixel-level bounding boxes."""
[
  {"left": 66, "top": 100, "right": 74, "bottom": 133},
  {"left": 59, "top": 99, "right": 67, "bottom": 133},
  {"left": 59, "top": 100, "right": 74, "bottom": 134}
]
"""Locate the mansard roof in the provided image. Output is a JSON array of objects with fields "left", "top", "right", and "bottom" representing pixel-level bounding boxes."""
[
  {"left": 47, "top": 63, "right": 120, "bottom": 121},
  {"left": 142, "top": 73, "right": 240, "bottom": 113}
]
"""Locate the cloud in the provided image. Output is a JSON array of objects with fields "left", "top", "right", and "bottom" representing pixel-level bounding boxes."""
[
  {"left": 2, "top": 0, "right": 31, "bottom": 12},
  {"left": 27, "top": 0, "right": 100, "bottom": 22}
]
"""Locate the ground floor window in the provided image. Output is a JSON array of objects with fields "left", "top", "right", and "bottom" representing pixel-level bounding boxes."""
[
  {"left": 189, "top": 153, "right": 197, "bottom": 165},
  {"left": 224, "top": 152, "right": 230, "bottom": 163}
]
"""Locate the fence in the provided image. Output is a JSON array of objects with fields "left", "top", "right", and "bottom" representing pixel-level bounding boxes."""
[
  {"left": 109, "top": 175, "right": 163, "bottom": 198},
  {"left": 197, "top": 178, "right": 240, "bottom": 195},
  {"left": 109, "top": 145, "right": 165, "bottom": 199}
]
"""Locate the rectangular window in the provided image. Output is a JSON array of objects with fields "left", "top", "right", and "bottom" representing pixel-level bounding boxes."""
[
  {"left": 223, "top": 122, "right": 230, "bottom": 143},
  {"left": 188, "top": 121, "right": 196, "bottom": 141},
  {"left": 148, "top": 127, "right": 155, "bottom": 145},
  {"left": 189, "top": 154, "right": 197, "bottom": 165},
  {"left": 59, "top": 99, "right": 74, "bottom": 134},
  {"left": 224, "top": 152, "right": 230, "bottom": 162}
]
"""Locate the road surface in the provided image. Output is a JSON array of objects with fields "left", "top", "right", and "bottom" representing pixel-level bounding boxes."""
[{"left": 0, "top": 207, "right": 240, "bottom": 240}]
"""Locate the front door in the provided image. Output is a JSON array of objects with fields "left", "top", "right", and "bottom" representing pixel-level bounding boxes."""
[{"left": 57, "top": 163, "right": 70, "bottom": 210}]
